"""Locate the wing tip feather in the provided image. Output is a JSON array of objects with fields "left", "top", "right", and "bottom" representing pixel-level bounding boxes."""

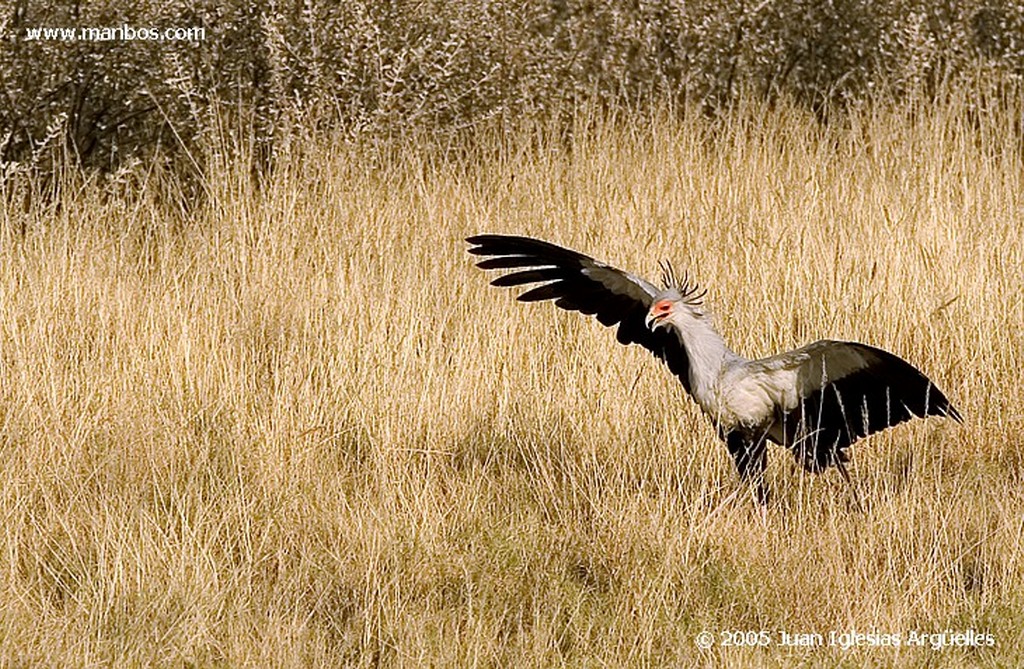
[{"left": 943, "top": 403, "right": 964, "bottom": 423}]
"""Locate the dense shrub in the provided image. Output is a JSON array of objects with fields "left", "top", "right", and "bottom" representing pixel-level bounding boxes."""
[{"left": 1, "top": 0, "right": 1023, "bottom": 174}]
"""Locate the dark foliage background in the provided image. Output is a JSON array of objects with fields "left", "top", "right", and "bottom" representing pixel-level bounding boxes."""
[{"left": 2, "top": 0, "right": 1023, "bottom": 174}]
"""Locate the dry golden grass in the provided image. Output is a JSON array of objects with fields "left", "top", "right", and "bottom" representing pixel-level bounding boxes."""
[{"left": 0, "top": 100, "right": 1022, "bottom": 667}]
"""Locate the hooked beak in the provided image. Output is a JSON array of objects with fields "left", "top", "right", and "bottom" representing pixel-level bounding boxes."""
[{"left": 645, "top": 299, "right": 673, "bottom": 331}]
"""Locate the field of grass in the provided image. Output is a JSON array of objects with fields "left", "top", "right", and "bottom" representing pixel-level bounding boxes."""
[{"left": 0, "top": 99, "right": 1022, "bottom": 666}]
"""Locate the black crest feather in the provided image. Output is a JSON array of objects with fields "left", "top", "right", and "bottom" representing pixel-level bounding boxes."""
[{"left": 660, "top": 260, "right": 706, "bottom": 306}]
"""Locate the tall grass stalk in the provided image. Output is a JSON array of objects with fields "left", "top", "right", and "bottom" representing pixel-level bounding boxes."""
[{"left": 0, "top": 98, "right": 1020, "bottom": 666}]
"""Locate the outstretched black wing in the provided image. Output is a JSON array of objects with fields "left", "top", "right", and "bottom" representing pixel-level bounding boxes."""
[
  {"left": 466, "top": 234, "right": 693, "bottom": 393},
  {"left": 767, "top": 340, "right": 962, "bottom": 472}
]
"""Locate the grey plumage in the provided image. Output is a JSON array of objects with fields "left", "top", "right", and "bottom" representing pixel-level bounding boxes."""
[{"left": 467, "top": 234, "right": 962, "bottom": 503}]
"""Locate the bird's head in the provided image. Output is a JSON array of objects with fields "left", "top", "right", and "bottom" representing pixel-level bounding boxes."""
[{"left": 645, "top": 261, "right": 707, "bottom": 332}]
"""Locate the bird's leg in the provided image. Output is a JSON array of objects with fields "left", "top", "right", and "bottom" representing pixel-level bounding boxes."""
[
  {"left": 726, "top": 431, "right": 768, "bottom": 505},
  {"left": 836, "top": 460, "right": 864, "bottom": 513}
]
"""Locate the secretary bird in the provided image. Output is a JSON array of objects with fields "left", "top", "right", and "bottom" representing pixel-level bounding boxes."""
[{"left": 466, "top": 234, "right": 962, "bottom": 504}]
